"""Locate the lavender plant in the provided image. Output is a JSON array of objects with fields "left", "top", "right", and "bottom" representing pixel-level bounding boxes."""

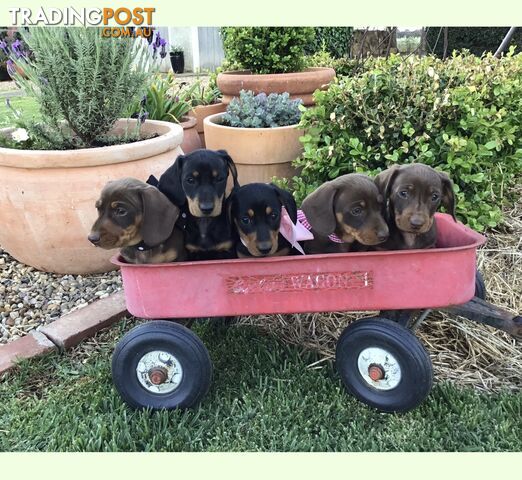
[
  {"left": 222, "top": 90, "right": 303, "bottom": 128},
  {"left": 6, "top": 27, "right": 163, "bottom": 149}
]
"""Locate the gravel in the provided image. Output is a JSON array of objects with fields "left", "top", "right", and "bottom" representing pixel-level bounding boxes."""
[{"left": 0, "top": 246, "right": 122, "bottom": 344}]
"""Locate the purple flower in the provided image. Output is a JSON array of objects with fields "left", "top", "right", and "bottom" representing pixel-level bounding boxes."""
[
  {"left": 11, "top": 39, "right": 27, "bottom": 59},
  {"left": 160, "top": 46, "right": 167, "bottom": 59},
  {"left": 154, "top": 32, "right": 162, "bottom": 48},
  {"left": 140, "top": 95, "right": 147, "bottom": 107},
  {"left": 0, "top": 40, "right": 8, "bottom": 56}
]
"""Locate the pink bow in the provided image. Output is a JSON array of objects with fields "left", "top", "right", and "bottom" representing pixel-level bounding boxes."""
[{"left": 279, "top": 207, "right": 314, "bottom": 255}]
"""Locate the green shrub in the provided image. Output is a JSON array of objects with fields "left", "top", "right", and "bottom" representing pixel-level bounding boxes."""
[
  {"left": 7, "top": 27, "right": 157, "bottom": 149},
  {"left": 223, "top": 90, "right": 302, "bottom": 128},
  {"left": 292, "top": 51, "right": 522, "bottom": 231},
  {"left": 304, "top": 27, "right": 353, "bottom": 58},
  {"left": 426, "top": 27, "right": 522, "bottom": 57},
  {"left": 125, "top": 72, "right": 194, "bottom": 123},
  {"left": 304, "top": 50, "right": 361, "bottom": 77},
  {"left": 220, "top": 27, "right": 315, "bottom": 74}
]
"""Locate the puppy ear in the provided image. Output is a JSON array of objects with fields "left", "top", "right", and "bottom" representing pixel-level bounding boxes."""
[
  {"left": 269, "top": 184, "right": 297, "bottom": 223},
  {"left": 158, "top": 154, "right": 186, "bottom": 206},
  {"left": 139, "top": 186, "right": 180, "bottom": 246},
  {"left": 300, "top": 182, "right": 338, "bottom": 235},
  {"left": 439, "top": 171, "right": 457, "bottom": 221},
  {"left": 374, "top": 165, "right": 401, "bottom": 200},
  {"left": 217, "top": 149, "right": 239, "bottom": 188}
]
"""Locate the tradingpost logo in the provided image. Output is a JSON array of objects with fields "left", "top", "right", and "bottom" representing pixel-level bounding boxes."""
[{"left": 8, "top": 6, "right": 156, "bottom": 37}]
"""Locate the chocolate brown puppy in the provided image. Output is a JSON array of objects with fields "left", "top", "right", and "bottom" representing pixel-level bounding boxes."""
[
  {"left": 300, "top": 174, "right": 389, "bottom": 254},
  {"left": 88, "top": 178, "right": 185, "bottom": 264},
  {"left": 374, "top": 163, "right": 456, "bottom": 250}
]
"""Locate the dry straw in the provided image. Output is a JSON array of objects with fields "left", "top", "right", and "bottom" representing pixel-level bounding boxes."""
[{"left": 239, "top": 185, "right": 522, "bottom": 392}]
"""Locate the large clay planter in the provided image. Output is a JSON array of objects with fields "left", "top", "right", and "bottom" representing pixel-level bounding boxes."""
[
  {"left": 188, "top": 102, "right": 227, "bottom": 147},
  {"left": 204, "top": 113, "right": 303, "bottom": 185},
  {"left": 217, "top": 67, "right": 336, "bottom": 106},
  {"left": 179, "top": 115, "right": 201, "bottom": 154},
  {"left": 0, "top": 119, "right": 183, "bottom": 274}
]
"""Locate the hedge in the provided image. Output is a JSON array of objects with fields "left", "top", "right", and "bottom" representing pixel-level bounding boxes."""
[{"left": 290, "top": 51, "right": 522, "bottom": 231}]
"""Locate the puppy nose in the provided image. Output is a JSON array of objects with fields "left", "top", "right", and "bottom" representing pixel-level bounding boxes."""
[
  {"left": 257, "top": 241, "right": 272, "bottom": 255},
  {"left": 200, "top": 202, "right": 214, "bottom": 215},
  {"left": 410, "top": 216, "right": 425, "bottom": 229},
  {"left": 88, "top": 232, "right": 100, "bottom": 245},
  {"left": 377, "top": 230, "right": 389, "bottom": 242}
]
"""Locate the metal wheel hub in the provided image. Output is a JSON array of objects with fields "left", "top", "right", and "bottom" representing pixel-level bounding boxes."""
[
  {"left": 136, "top": 350, "right": 183, "bottom": 394},
  {"left": 357, "top": 347, "right": 402, "bottom": 390}
]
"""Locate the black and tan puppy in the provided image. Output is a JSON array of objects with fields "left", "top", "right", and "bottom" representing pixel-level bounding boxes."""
[
  {"left": 153, "top": 149, "right": 240, "bottom": 260},
  {"left": 374, "top": 163, "right": 456, "bottom": 250},
  {"left": 300, "top": 174, "right": 389, "bottom": 254},
  {"left": 88, "top": 178, "right": 185, "bottom": 264},
  {"left": 229, "top": 183, "right": 298, "bottom": 258}
]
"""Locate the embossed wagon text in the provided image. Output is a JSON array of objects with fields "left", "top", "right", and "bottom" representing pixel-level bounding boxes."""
[{"left": 225, "top": 271, "right": 373, "bottom": 294}]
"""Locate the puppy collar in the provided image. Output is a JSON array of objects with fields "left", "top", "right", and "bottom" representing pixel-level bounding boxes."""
[
  {"left": 133, "top": 240, "right": 155, "bottom": 252},
  {"left": 297, "top": 210, "right": 345, "bottom": 244}
]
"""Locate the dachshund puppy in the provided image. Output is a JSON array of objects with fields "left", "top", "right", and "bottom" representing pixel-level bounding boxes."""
[
  {"left": 88, "top": 178, "right": 185, "bottom": 264},
  {"left": 229, "top": 183, "right": 298, "bottom": 258},
  {"left": 153, "top": 149, "right": 239, "bottom": 260},
  {"left": 374, "top": 163, "right": 456, "bottom": 250},
  {"left": 300, "top": 174, "right": 389, "bottom": 254}
]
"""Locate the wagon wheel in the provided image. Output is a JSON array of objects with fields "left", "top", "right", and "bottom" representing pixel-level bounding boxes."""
[
  {"left": 475, "top": 270, "right": 487, "bottom": 300},
  {"left": 335, "top": 317, "right": 433, "bottom": 413},
  {"left": 112, "top": 320, "right": 212, "bottom": 410}
]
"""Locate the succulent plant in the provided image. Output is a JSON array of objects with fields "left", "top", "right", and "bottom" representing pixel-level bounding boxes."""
[{"left": 222, "top": 90, "right": 302, "bottom": 128}]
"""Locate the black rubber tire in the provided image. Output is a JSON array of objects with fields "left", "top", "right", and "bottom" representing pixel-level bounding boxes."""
[
  {"left": 475, "top": 270, "right": 487, "bottom": 300},
  {"left": 335, "top": 317, "right": 433, "bottom": 413},
  {"left": 112, "top": 320, "right": 212, "bottom": 410}
]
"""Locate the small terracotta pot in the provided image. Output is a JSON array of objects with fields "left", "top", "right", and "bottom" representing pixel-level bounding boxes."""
[
  {"left": 188, "top": 103, "right": 227, "bottom": 147},
  {"left": 179, "top": 115, "right": 202, "bottom": 154},
  {"left": 204, "top": 113, "right": 303, "bottom": 185},
  {"left": 0, "top": 119, "right": 183, "bottom": 274},
  {"left": 217, "top": 67, "right": 336, "bottom": 106}
]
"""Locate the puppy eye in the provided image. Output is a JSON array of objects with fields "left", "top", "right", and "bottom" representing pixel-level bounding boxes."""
[
  {"left": 114, "top": 207, "right": 127, "bottom": 216},
  {"left": 398, "top": 190, "right": 409, "bottom": 199},
  {"left": 216, "top": 176, "right": 225, "bottom": 183},
  {"left": 241, "top": 216, "right": 251, "bottom": 225},
  {"left": 351, "top": 207, "right": 363, "bottom": 216},
  {"left": 431, "top": 193, "right": 440, "bottom": 202},
  {"left": 270, "top": 212, "right": 279, "bottom": 220},
  {"left": 186, "top": 177, "right": 195, "bottom": 185}
]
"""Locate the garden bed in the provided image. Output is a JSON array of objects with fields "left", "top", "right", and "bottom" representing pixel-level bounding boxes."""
[{"left": 0, "top": 246, "right": 121, "bottom": 344}]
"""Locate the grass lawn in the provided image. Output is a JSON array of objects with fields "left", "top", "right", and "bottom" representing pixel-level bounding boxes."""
[
  {"left": 0, "top": 95, "right": 40, "bottom": 128},
  {"left": 0, "top": 318, "right": 520, "bottom": 452}
]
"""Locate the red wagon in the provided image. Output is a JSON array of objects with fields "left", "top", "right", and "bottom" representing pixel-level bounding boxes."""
[{"left": 110, "top": 214, "right": 521, "bottom": 412}]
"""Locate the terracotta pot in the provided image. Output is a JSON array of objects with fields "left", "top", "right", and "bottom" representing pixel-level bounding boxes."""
[
  {"left": 179, "top": 115, "right": 201, "bottom": 154},
  {"left": 217, "top": 67, "right": 336, "bottom": 106},
  {"left": 204, "top": 113, "right": 303, "bottom": 185},
  {"left": 0, "top": 119, "right": 183, "bottom": 274},
  {"left": 188, "top": 103, "right": 227, "bottom": 147}
]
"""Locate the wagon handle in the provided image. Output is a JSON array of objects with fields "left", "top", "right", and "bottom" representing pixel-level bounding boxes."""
[{"left": 443, "top": 297, "right": 522, "bottom": 340}]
